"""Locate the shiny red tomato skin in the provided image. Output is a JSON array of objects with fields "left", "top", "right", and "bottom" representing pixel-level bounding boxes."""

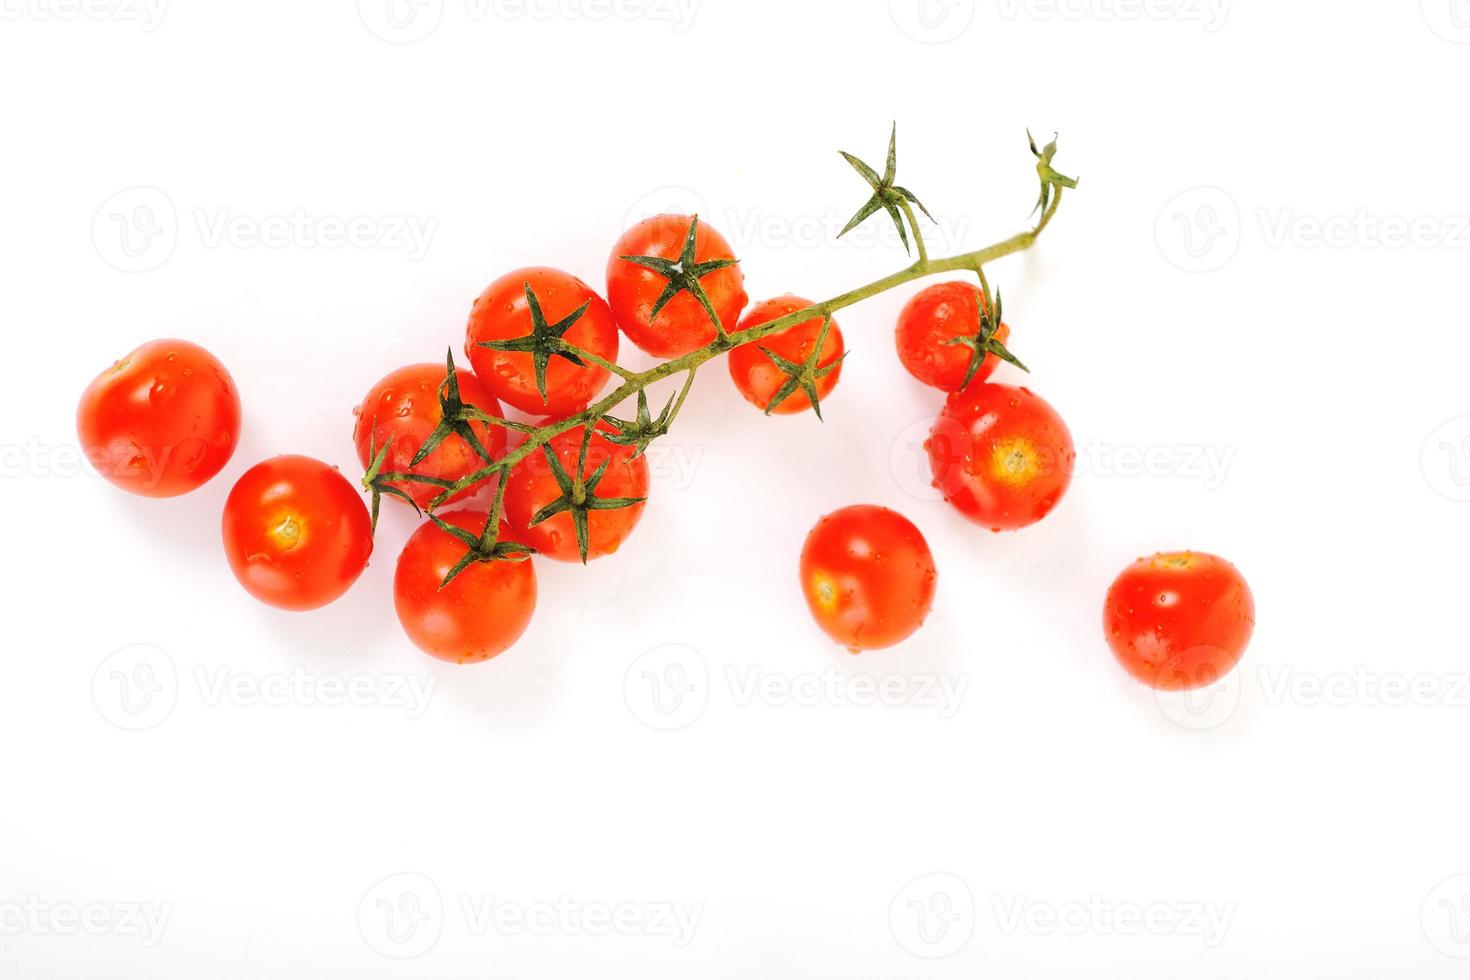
[
  {"left": 895, "top": 281, "right": 1010, "bottom": 392},
  {"left": 1104, "top": 552, "right": 1255, "bottom": 691},
  {"left": 606, "top": 214, "right": 748, "bottom": 358},
  {"left": 76, "top": 338, "right": 241, "bottom": 497},
  {"left": 221, "top": 455, "right": 373, "bottom": 611},
  {"left": 927, "top": 383, "right": 1075, "bottom": 531},
  {"left": 502, "top": 422, "right": 649, "bottom": 563},
  {"left": 352, "top": 362, "right": 506, "bottom": 510},
  {"left": 465, "top": 267, "right": 619, "bottom": 417},
  {"left": 393, "top": 511, "right": 537, "bottom": 664},
  {"left": 799, "top": 505, "right": 937, "bottom": 652},
  {"left": 727, "top": 295, "right": 845, "bottom": 415}
]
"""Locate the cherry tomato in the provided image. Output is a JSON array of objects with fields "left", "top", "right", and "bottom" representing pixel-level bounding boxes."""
[
  {"left": 221, "top": 455, "right": 373, "bottom": 611},
  {"left": 799, "top": 504, "right": 937, "bottom": 652},
  {"left": 503, "top": 422, "right": 649, "bottom": 563},
  {"left": 352, "top": 361, "right": 506, "bottom": 510},
  {"left": 895, "top": 281, "right": 1010, "bottom": 391},
  {"left": 394, "top": 511, "right": 537, "bottom": 664},
  {"left": 76, "top": 338, "right": 241, "bottom": 497},
  {"left": 927, "top": 383, "right": 1074, "bottom": 531},
  {"left": 727, "top": 295, "right": 845, "bottom": 415},
  {"left": 1104, "top": 552, "right": 1256, "bottom": 690},
  {"left": 465, "top": 267, "right": 619, "bottom": 417},
  {"left": 606, "top": 214, "right": 748, "bottom": 358}
]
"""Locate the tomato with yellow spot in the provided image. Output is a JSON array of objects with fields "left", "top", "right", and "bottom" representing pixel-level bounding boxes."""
[
  {"left": 926, "top": 382, "right": 1074, "bottom": 531},
  {"left": 799, "top": 504, "right": 937, "bottom": 652},
  {"left": 221, "top": 455, "right": 373, "bottom": 611}
]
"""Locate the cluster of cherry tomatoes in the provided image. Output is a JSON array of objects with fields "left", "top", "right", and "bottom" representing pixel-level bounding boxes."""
[{"left": 76, "top": 210, "right": 1255, "bottom": 692}]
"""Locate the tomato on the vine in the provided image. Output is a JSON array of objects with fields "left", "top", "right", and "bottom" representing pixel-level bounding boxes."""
[
  {"left": 606, "top": 214, "right": 748, "bottom": 358},
  {"left": 465, "top": 266, "right": 620, "bottom": 417},
  {"left": 799, "top": 504, "right": 937, "bottom": 652},
  {"left": 394, "top": 511, "right": 537, "bottom": 664},
  {"left": 1103, "top": 552, "right": 1255, "bottom": 690},
  {"left": 221, "top": 455, "right": 373, "bottom": 611},
  {"left": 503, "top": 421, "right": 649, "bottom": 563},
  {"left": 352, "top": 360, "right": 506, "bottom": 510},
  {"left": 76, "top": 338, "right": 241, "bottom": 498},
  {"left": 895, "top": 281, "right": 1011, "bottom": 391},
  {"left": 927, "top": 382, "right": 1074, "bottom": 531},
  {"left": 727, "top": 295, "right": 845, "bottom": 415}
]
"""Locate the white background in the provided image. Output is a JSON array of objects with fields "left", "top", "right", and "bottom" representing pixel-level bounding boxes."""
[{"left": 2, "top": 0, "right": 1468, "bottom": 976}]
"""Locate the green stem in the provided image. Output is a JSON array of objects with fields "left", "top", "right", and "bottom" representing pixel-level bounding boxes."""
[
  {"left": 898, "top": 198, "right": 928, "bottom": 265},
  {"left": 430, "top": 192, "right": 1066, "bottom": 510}
]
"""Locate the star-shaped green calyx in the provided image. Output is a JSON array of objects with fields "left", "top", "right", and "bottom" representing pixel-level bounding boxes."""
[
  {"left": 757, "top": 315, "right": 848, "bottom": 420},
  {"left": 601, "top": 388, "right": 677, "bottom": 460},
  {"left": 429, "top": 512, "right": 534, "bottom": 590},
  {"left": 619, "top": 215, "right": 738, "bottom": 341},
  {"left": 529, "top": 428, "right": 645, "bottom": 564},
  {"left": 1028, "top": 130, "right": 1079, "bottom": 215},
  {"left": 476, "top": 283, "right": 590, "bottom": 404},
  {"left": 409, "top": 349, "right": 499, "bottom": 468},
  {"left": 945, "top": 287, "right": 1028, "bottom": 389},
  {"left": 361, "top": 432, "right": 420, "bottom": 534},
  {"left": 837, "top": 123, "right": 934, "bottom": 255}
]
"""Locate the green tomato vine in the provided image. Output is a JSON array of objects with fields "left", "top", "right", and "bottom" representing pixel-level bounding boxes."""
[{"left": 365, "top": 126, "right": 1078, "bottom": 572}]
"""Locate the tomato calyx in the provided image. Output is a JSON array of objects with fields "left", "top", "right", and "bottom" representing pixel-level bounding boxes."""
[
  {"left": 756, "top": 315, "right": 847, "bottom": 420},
  {"left": 476, "top": 283, "right": 593, "bottom": 404},
  {"left": 1028, "top": 130, "right": 1079, "bottom": 216},
  {"left": 362, "top": 432, "right": 425, "bottom": 533},
  {"left": 427, "top": 511, "right": 533, "bottom": 589},
  {"left": 618, "top": 215, "right": 739, "bottom": 343},
  {"left": 946, "top": 286, "right": 1027, "bottom": 388},
  {"left": 408, "top": 350, "right": 502, "bottom": 468},
  {"left": 601, "top": 387, "right": 675, "bottom": 460},
  {"left": 530, "top": 427, "right": 646, "bottom": 564},
  {"left": 837, "top": 123, "right": 934, "bottom": 256}
]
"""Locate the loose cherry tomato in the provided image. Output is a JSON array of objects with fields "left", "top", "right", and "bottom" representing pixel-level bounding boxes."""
[
  {"left": 503, "top": 422, "right": 648, "bottom": 563},
  {"left": 352, "top": 361, "right": 506, "bottom": 510},
  {"left": 1104, "top": 552, "right": 1255, "bottom": 690},
  {"left": 76, "top": 338, "right": 241, "bottom": 497},
  {"left": 927, "top": 383, "right": 1074, "bottom": 531},
  {"left": 799, "top": 504, "right": 937, "bottom": 652},
  {"left": 221, "top": 455, "right": 373, "bottom": 611},
  {"left": 394, "top": 511, "right": 537, "bottom": 664},
  {"left": 895, "top": 281, "right": 1011, "bottom": 391},
  {"left": 606, "top": 214, "right": 748, "bottom": 358},
  {"left": 727, "top": 295, "right": 845, "bottom": 415},
  {"left": 465, "top": 267, "right": 619, "bottom": 417}
]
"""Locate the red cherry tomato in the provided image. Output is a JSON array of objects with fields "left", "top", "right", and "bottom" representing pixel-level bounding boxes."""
[
  {"left": 465, "top": 267, "right": 620, "bottom": 417},
  {"left": 352, "top": 361, "right": 506, "bottom": 510},
  {"left": 606, "top": 214, "right": 748, "bottom": 358},
  {"left": 927, "top": 382, "right": 1074, "bottom": 531},
  {"left": 221, "top": 455, "right": 373, "bottom": 611},
  {"left": 1104, "top": 552, "right": 1256, "bottom": 690},
  {"left": 799, "top": 504, "right": 937, "bottom": 652},
  {"left": 727, "top": 295, "right": 845, "bottom": 415},
  {"left": 393, "top": 511, "right": 537, "bottom": 664},
  {"left": 503, "top": 422, "right": 649, "bottom": 562},
  {"left": 895, "top": 281, "right": 1010, "bottom": 391},
  {"left": 76, "top": 338, "right": 241, "bottom": 497}
]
